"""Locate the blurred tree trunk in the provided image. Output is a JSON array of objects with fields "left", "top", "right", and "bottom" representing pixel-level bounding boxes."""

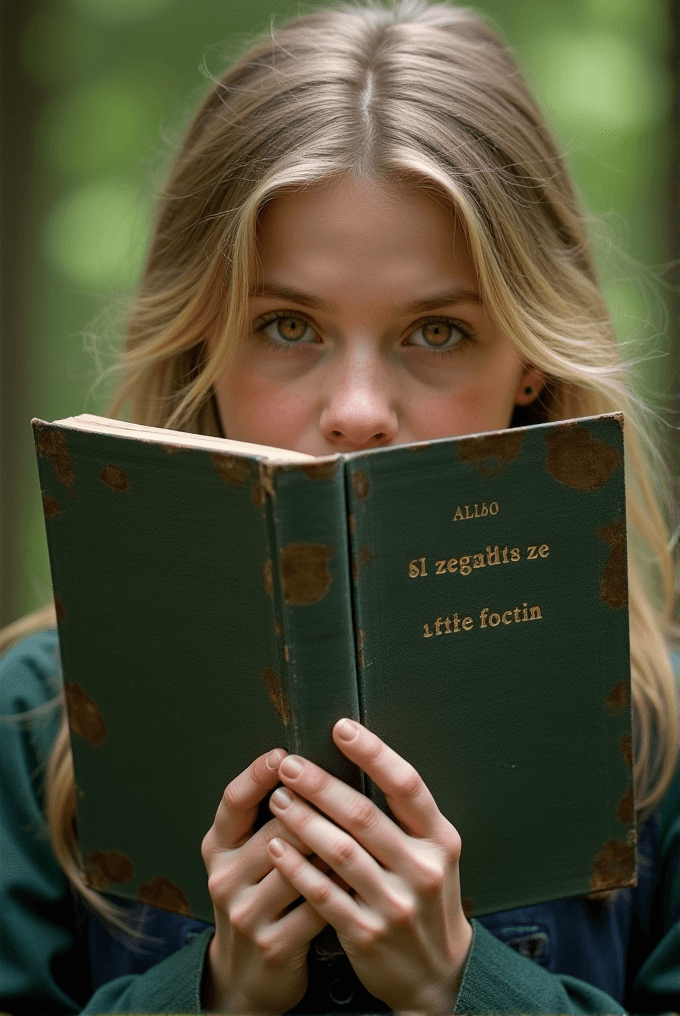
[
  {"left": 0, "top": 1, "right": 44, "bottom": 625},
  {"left": 673, "top": 0, "right": 680, "bottom": 484}
]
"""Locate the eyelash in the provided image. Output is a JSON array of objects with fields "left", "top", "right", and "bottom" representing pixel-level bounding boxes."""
[{"left": 254, "top": 310, "right": 476, "bottom": 354}]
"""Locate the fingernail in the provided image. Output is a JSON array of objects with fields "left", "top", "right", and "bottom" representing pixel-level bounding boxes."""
[
  {"left": 267, "top": 749, "right": 285, "bottom": 770},
  {"left": 335, "top": 718, "right": 357, "bottom": 741},
  {"left": 269, "top": 837, "right": 286, "bottom": 858},
  {"left": 271, "top": 787, "right": 293, "bottom": 808},
  {"left": 280, "top": 755, "right": 304, "bottom": 778}
]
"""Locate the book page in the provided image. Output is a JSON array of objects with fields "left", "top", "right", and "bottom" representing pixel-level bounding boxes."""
[{"left": 47, "top": 414, "right": 322, "bottom": 464}]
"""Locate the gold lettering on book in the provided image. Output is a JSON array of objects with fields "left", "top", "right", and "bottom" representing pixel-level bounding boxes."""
[
  {"left": 479, "top": 603, "right": 542, "bottom": 627},
  {"left": 410, "top": 543, "right": 547, "bottom": 578},
  {"left": 422, "top": 614, "right": 473, "bottom": 637},
  {"left": 453, "top": 501, "right": 498, "bottom": 521},
  {"left": 422, "top": 602, "right": 543, "bottom": 637}
]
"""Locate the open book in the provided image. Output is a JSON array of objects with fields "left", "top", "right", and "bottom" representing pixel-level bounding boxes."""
[{"left": 33, "top": 412, "right": 635, "bottom": 921}]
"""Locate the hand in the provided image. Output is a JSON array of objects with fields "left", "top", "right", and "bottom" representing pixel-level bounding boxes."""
[
  {"left": 267, "top": 719, "right": 473, "bottom": 1013},
  {"left": 200, "top": 748, "right": 326, "bottom": 1013}
]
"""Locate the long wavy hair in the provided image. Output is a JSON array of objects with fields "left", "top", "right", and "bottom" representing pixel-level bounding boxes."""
[{"left": 2, "top": 0, "right": 678, "bottom": 927}]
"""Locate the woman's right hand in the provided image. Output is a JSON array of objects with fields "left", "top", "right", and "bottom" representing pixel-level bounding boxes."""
[{"left": 200, "top": 748, "right": 327, "bottom": 1013}]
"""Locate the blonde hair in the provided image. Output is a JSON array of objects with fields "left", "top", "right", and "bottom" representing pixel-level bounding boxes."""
[{"left": 2, "top": 0, "right": 677, "bottom": 923}]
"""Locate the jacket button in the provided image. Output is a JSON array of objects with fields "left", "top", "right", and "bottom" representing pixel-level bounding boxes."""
[{"left": 328, "top": 976, "right": 355, "bottom": 1006}]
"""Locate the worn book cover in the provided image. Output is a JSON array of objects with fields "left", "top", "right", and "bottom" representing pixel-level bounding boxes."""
[{"left": 33, "top": 412, "right": 634, "bottom": 921}]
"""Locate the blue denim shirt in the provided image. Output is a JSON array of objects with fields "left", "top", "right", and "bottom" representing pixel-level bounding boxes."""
[{"left": 87, "top": 761, "right": 669, "bottom": 1013}]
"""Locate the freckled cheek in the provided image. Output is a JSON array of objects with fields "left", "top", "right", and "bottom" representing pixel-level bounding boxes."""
[
  {"left": 219, "top": 371, "right": 313, "bottom": 445},
  {"left": 411, "top": 378, "right": 515, "bottom": 438}
]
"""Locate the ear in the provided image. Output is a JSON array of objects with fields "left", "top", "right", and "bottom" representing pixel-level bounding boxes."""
[{"left": 515, "top": 368, "right": 545, "bottom": 407}]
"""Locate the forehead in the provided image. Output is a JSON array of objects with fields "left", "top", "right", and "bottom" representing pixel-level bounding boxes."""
[{"left": 254, "top": 176, "right": 477, "bottom": 294}]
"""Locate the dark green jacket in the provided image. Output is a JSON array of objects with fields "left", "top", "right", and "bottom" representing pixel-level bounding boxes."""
[{"left": 2, "top": 631, "right": 679, "bottom": 1014}]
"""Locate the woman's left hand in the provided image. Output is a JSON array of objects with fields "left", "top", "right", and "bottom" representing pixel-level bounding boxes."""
[{"left": 267, "top": 718, "right": 473, "bottom": 1013}]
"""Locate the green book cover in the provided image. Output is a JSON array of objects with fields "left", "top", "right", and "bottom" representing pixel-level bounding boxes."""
[{"left": 33, "top": 412, "right": 634, "bottom": 922}]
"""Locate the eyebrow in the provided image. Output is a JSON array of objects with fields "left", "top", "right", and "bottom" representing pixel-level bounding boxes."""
[{"left": 249, "top": 282, "right": 483, "bottom": 314}]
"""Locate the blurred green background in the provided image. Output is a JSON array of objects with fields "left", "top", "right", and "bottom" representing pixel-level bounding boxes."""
[{"left": 1, "top": 0, "right": 677, "bottom": 628}]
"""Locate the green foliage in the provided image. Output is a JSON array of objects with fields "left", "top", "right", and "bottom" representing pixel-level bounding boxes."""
[{"left": 9, "top": 0, "right": 675, "bottom": 624}]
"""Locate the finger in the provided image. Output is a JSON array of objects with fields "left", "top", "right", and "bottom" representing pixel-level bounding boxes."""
[
  {"left": 332, "top": 720, "right": 443, "bottom": 838},
  {"left": 274, "top": 895, "right": 328, "bottom": 942},
  {"left": 276, "top": 754, "right": 410, "bottom": 871},
  {"left": 269, "top": 837, "right": 372, "bottom": 940},
  {"left": 230, "top": 816, "right": 315, "bottom": 885},
  {"left": 203, "top": 748, "right": 287, "bottom": 863},
  {"left": 270, "top": 786, "right": 395, "bottom": 910},
  {"left": 211, "top": 859, "right": 301, "bottom": 928},
  {"left": 252, "top": 885, "right": 328, "bottom": 954}
]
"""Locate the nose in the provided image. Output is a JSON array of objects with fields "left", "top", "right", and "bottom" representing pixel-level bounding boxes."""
[{"left": 319, "top": 345, "right": 398, "bottom": 451}]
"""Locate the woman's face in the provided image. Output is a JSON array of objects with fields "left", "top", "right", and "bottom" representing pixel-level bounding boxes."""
[{"left": 213, "top": 177, "right": 543, "bottom": 455}]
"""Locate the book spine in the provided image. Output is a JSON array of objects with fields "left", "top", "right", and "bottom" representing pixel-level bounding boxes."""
[{"left": 266, "top": 460, "right": 362, "bottom": 790}]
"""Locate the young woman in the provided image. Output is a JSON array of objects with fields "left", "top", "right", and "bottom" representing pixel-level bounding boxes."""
[{"left": 2, "top": 2, "right": 678, "bottom": 1013}]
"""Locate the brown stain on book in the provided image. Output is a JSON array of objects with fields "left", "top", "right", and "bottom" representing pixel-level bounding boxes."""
[
  {"left": 617, "top": 786, "right": 635, "bottom": 825},
  {"left": 210, "top": 452, "right": 251, "bottom": 487},
  {"left": 605, "top": 681, "right": 629, "bottom": 716},
  {"left": 598, "top": 519, "right": 627, "bottom": 609},
  {"left": 99, "top": 464, "right": 131, "bottom": 492},
  {"left": 262, "top": 667, "right": 291, "bottom": 725},
  {"left": 42, "top": 492, "right": 63, "bottom": 517},
  {"left": 620, "top": 733, "right": 633, "bottom": 770},
  {"left": 250, "top": 481, "right": 268, "bottom": 515},
  {"left": 356, "top": 628, "right": 365, "bottom": 669},
  {"left": 589, "top": 833, "right": 636, "bottom": 892},
  {"left": 351, "top": 469, "right": 370, "bottom": 500},
  {"left": 457, "top": 431, "right": 524, "bottom": 476},
  {"left": 353, "top": 543, "right": 374, "bottom": 581},
  {"left": 302, "top": 460, "right": 339, "bottom": 481},
  {"left": 54, "top": 594, "right": 67, "bottom": 623},
  {"left": 280, "top": 543, "right": 333, "bottom": 604},
  {"left": 64, "top": 682, "right": 107, "bottom": 747},
  {"left": 34, "top": 425, "right": 76, "bottom": 495},
  {"left": 262, "top": 560, "right": 274, "bottom": 598},
  {"left": 138, "top": 875, "right": 190, "bottom": 916},
  {"left": 85, "top": 850, "right": 134, "bottom": 890},
  {"left": 544, "top": 425, "right": 620, "bottom": 490}
]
